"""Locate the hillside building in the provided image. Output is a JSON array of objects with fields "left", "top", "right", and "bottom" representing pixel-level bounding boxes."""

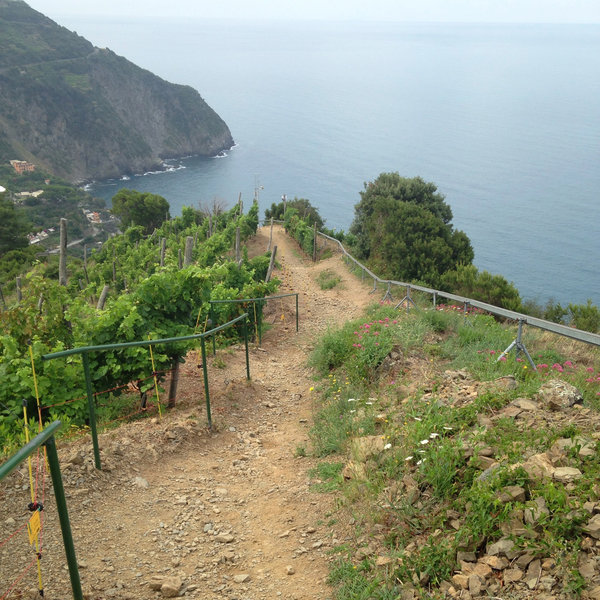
[{"left": 10, "top": 160, "right": 36, "bottom": 174}]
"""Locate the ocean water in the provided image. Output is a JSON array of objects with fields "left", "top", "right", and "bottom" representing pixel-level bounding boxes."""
[{"left": 67, "top": 18, "right": 600, "bottom": 306}]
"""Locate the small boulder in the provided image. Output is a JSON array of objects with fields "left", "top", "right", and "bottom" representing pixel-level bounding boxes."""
[
  {"left": 537, "top": 379, "right": 582, "bottom": 410},
  {"left": 160, "top": 577, "right": 183, "bottom": 598},
  {"left": 552, "top": 467, "right": 582, "bottom": 483}
]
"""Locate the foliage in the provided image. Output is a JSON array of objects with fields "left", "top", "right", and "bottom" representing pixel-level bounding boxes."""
[
  {"left": 316, "top": 269, "right": 342, "bottom": 290},
  {"left": 0, "top": 199, "right": 277, "bottom": 451},
  {"left": 349, "top": 173, "right": 473, "bottom": 288},
  {"left": 111, "top": 189, "right": 170, "bottom": 234},
  {"left": 0, "top": 197, "right": 30, "bottom": 256},
  {"left": 440, "top": 264, "right": 522, "bottom": 311},
  {"left": 568, "top": 300, "right": 600, "bottom": 333},
  {"left": 265, "top": 196, "right": 325, "bottom": 229}
]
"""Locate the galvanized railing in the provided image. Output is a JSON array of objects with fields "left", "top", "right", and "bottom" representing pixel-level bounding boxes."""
[
  {"left": 260, "top": 221, "right": 600, "bottom": 365},
  {"left": 0, "top": 421, "right": 83, "bottom": 600},
  {"left": 41, "top": 314, "right": 250, "bottom": 470},
  {"left": 316, "top": 229, "right": 600, "bottom": 364}
]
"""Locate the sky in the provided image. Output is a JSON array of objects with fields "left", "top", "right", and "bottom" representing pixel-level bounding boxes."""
[{"left": 24, "top": 0, "right": 600, "bottom": 24}]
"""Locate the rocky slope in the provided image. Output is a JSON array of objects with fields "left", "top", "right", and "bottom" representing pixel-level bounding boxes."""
[{"left": 0, "top": 0, "right": 233, "bottom": 181}]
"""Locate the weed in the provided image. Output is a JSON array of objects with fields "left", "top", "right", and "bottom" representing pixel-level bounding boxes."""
[
  {"left": 317, "top": 268, "right": 342, "bottom": 290},
  {"left": 309, "top": 461, "right": 344, "bottom": 492},
  {"left": 212, "top": 356, "right": 226, "bottom": 369},
  {"left": 294, "top": 444, "right": 307, "bottom": 458}
]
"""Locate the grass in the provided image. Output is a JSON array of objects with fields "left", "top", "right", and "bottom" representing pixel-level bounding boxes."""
[
  {"left": 307, "top": 303, "right": 600, "bottom": 598},
  {"left": 317, "top": 268, "right": 343, "bottom": 290}
]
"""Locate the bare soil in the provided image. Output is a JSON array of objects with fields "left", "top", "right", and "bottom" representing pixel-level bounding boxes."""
[{"left": 0, "top": 225, "right": 373, "bottom": 600}]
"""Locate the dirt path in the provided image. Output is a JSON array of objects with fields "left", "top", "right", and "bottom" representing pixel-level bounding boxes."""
[{"left": 1, "top": 225, "right": 373, "bottom": 600}]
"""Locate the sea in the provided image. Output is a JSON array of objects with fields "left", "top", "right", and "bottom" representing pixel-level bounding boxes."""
[{"left": 59, "top": 17, "right": 599, "bottom": 306}]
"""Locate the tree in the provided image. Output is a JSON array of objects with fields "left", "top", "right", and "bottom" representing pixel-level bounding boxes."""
[
  {"left": 111, "top": 189, "right": 170, "bottom": 234},
  {"left": 265, "top": 197, "right": 324, "bottom": 229},
  {"left": 440, "top": 264, "right": 522, "bottom": 312},
  {"left": 349, "top": 173, "right": 473, "bottom": 287},
  {"left": 0, "top": 197, "right": 30, "bottom": 256},
  {"left": 568, "top": 300, "right": 600, "bottom": 333}
]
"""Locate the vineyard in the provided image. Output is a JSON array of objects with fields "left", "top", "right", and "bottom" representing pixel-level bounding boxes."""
[{"left": 0, "top": 200, "right": 279, "bottom": 453}]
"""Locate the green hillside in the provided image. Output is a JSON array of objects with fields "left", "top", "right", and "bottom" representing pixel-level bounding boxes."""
[{"left": 0, "top": 0, "right": 233, "bottom": 181}]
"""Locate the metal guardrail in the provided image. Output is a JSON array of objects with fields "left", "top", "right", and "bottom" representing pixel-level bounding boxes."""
[
  {"left": 0, "top": 421, "right": 83, "bottom": 600},
  {"left": 316, "top": 229, "right": 600, "bottom": 353},
  {"left": 259, "top": 220, "right": 600, "bottom": 350},
  {"left": 42, "top": 314, "right": 251, "bottom": 470}
]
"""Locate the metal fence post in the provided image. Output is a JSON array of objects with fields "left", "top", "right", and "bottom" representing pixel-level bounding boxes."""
[
  {"left": 210, "top": 304, "right": 216, "bottom": 356},
  {"left": 45, "top": 434, "right": 84, "bottom": 600},
  {"left": 257, "top": 301, "right": 262, "bottom": 346},
  {"left": 295, "top": 293, "right": 299, "bottom": 332},
  {"left": 200, "top": 337, "right": 212, "bottom": 429},
  {"left": 243, "top": 318, "right": 250, "bottom": 380},
  {"left": 81, "top": 353, "right": 101, "bottom": 470}
]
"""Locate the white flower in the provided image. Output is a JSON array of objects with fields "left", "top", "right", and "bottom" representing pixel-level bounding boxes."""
[
  {"left": 405, "top": 456, "right": 413, "bottom": 461},
  {"left": 365, "top": 402, "right": 373, "bottom": 405},
  {"left": 414, "top": 417, "right": 422, "bottom": 422},
  {"left": 384, "top": 443, "right": 392, "bottom": 450},
  {"left": 420, "top": 439, "right": 429, "bottom": 445},
  {"left": 348, "top": 398, "right": 357, "bottom": 402},
  {"left": 429, "top": 433, "right": 439, "bottom": 439},
  {"left": 443, "top": 426, "right": 453, "bottom": 430}
]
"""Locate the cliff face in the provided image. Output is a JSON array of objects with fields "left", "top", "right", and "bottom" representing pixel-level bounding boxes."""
[{"left": 0, "top": 0, "right": 234, "bottom": 181}]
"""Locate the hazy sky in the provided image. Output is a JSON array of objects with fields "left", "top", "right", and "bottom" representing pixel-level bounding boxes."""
[{"left": 24, "top": 0, "right": 600, "bottom": 24}]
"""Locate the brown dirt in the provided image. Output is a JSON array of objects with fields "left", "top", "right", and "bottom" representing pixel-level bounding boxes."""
[{"left": 0, "top": 225, "right": 373, "bottom": 600}]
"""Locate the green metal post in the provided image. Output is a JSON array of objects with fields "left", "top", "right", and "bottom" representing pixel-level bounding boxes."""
[
  {"left": 45, "top": 435, "right": 84, "bottom": 600},
  {"left": 257, "top": 301, "right": 262, "bottom": 346},
  {"left": 81, "top": 353, "right": 101, "bottom": 470},
  {"left": 200, "top": 337, "right": 212, "bottom": 429},
  {"left": 295, "top": 293, "right": 299, "bottom": 332},
  {"left": 243, "top": 317, "right": 250, "bottom": 380},
  {"left": 210, "top": 304, "right": 216, "bottom": 356}
]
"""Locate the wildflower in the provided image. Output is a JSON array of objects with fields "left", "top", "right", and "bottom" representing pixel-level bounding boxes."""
[
  {"left": 405, "top": 456, "right": 413, "bottom": 461},
  {"left": 420, "top": 439, "right": 429, "bottom": 445},
  {"left": 309, "top": 387, "right": 314, "bottom": 392},
  {"left": 429, "top": 433, "right": 439, "bottom": 439},
  {"left": 587, "top": 367, "right": 594, "bottom": 373},
  {"left": 443, "top": 426, "right": 453, "bottom": 430},
  {"left": 384, "top": 443, "right": 392, "bottom": 450},
  {"left": 348, "top": 398, "right": 357, "bottom": 402}
]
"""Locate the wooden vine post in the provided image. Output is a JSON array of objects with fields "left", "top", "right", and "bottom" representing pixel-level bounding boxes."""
[
  {"left": 96, "top": 285, "right": 110, "bottom": 310},
  {"left": 160, "top": 237, "right": 166, "bottom": 267},
  {"left": 267, "top": 217, "right": 273, "bottom": 252},
  {"left": 265, "top": 245, "right": 277, "bottom": 283},
  {"left": 312, "top": 222, "right": 317, "bottom": 262},
  {"left": 184, "top": 236, "right": 194, "bottom": 266}
]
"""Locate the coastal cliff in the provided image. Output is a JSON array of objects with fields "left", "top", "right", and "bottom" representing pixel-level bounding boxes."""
[{"left": 0, "top": 0, "right": 234, "bottom": 181}]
